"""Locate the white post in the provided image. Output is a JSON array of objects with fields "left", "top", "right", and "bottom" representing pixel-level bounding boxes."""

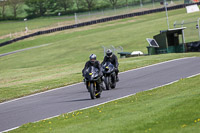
[
  {"left": 181, "top": 20, "right": 185, "bottom": 43},
  {"left": 164, "top": 0, "right": 170, "bottom": 29},
  {"left": 173, "top": 21, "right": 176, "bottom": 28},
  {"left": 140, "top": 0, "right": 143, "bottom": 7},
  {"left": 198, "top": 18, "right": 200, "bottom": 41},
  {"left": 102, "top": 10, "right": 104, "bottom": 16},
  {"left": 153, "top": 0, "right": 155, "bottom": 8},
  {"left": 111, "top": 45, "right": 115, "bottom": 54},
  {"left": 114, "top": 8, "right": 116, "bottom": 14},
  {"left": 75, "top": 13, "right": 78, "bottom": 24},
  {"left": 102, "top": 46, "right": 106, "bottom": 56},
  {"left": 89, "top": 12, "right": 91, "bottom": 21}
]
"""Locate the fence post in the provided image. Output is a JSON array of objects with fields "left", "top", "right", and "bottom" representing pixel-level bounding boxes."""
[
  {"left": 153, "top": 0, "right": 155, "bottom": 8},
  {"left": 102, "top": 10, "right": 104, "bottom": 16},
  {"left": 111, "top": 45, "right": 115, "bottom": 54},
  {"left": 197, "top": 18, "right": 200, "bottom": 41},
  {"left": 75, "top": 13, "right": 78, "bottom": 24},
  {"left": 173, "top": 21, "right": 176, "bottom": 28},
  {"left": 140, "top": 0, "right": 143, "bottom": 8},
  {"left": 181, "top": 20, "right": 185, "bottom": 43},
  {"left": 102, "top": 46, "right": 106, "bottom": 56},
  {"left": 119, "top": 46, "right": 123, "bottom": 52}
]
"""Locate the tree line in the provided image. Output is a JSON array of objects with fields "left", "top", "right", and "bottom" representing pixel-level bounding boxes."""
[{"left": 0, "top": 0, "right": 152, "bottom": 20}]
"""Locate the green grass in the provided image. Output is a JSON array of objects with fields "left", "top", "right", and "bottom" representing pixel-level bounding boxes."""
[
  {"left": 0, "top": 0, "right": 184, "bottom": 37},
  {"left": 0, "top": 8, "right": 200, "bottom": 103},
  {"left": 9, "top": 74, "right": 200, "bottom": 133},
  {"left": 0, "top": 16, "right": 74, "bottom": 36},
  {"left": 0, "top": 37, "right": 10, "bottom": 43}
]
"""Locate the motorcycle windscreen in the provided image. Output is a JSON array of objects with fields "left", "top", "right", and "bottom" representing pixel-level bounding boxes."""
[{"left": 85, "top": 66, "right": 99, "bottom": 80}]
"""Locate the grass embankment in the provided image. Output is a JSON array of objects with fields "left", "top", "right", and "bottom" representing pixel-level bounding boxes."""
[
  {"left": 0, "top": 16, "right": 74, "bottom": 37},
  {"left": 0, "top": 0, "right": 183, "bottom": 37},
  {"left": 9, "top": 74, "right": 200, "bottom": 133},
  {"left": 0, "top": 8, "right": 200, "bottom": 102}
]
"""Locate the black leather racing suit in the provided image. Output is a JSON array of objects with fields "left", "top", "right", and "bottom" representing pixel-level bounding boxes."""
[
  {"left": 101, "top": 54, "right": 119, "bottom": 77},
  {"left": 82, "top": 60, "right": 104, "bottom": 91}
]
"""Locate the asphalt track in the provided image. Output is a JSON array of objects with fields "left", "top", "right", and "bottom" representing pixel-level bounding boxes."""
[{"left": 0, "top": 57, "right": 200, "bottom": 132}]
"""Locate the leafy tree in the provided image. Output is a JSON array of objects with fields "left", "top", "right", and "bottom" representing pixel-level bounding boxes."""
[
  {"left": 74, "top": 0, "right": 85, "bottom": 10},
  {"left": 0, "top": 0, "right": 8, "bottom": 18},
  {"left": 47, "top": 0, "right": 58, "bottom": 13},
  {"left": 107, "top": 0, "right": 118, "bottom": 8},
  {"left": 125, "top": 0, "right": 128, "bottom": 6},
  {"left": 8, "top": 0, "right": 24, "bottom": 18},
  {"left": 56, "top": 0, "right": 74, "bottom": 13},
  {"left": 84, "top": 0, "right": 96, "bottom": 11},
  {"left": 25, "top": 0, "right": 48, "bottom": 17}
]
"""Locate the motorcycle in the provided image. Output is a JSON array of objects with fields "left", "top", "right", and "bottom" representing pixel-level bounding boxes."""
[
  {"left": 102, "top": 62, "right": 116, "bottom": 90},
  {"left": 84, "top": 66, "right": 101, "bottom": 99}
]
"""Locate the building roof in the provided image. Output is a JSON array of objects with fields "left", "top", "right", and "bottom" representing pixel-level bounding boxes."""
[{"left": 160, "top": 27, "right": 187, "bottom": 34}]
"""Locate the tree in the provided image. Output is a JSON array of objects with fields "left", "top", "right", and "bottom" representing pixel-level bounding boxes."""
[
  {"left": 108, "top": 0, "right": 118, "bottom": 8},
  {"left": 25, "top": 0, "right": 48, "bottom": 17},
  {"left": 47, "top": 0, "right": 58, "bottom": 13},
  {"left": 74, "top": 0, "right": 84, "bottom": 10},
  {"left": 84, "top": 0, "right": 96, "bottom": 11},
  {"left": 0, "top": 0, "right": 7, "bottom": 18},
  {"left": 8, "top": 0, "right": 24, "bottom": 18},
  {"left": 56, "top": 0, "right": 74, "bottom": 13},
  {"left": 125, "top": 0, "right": 128, "bottom": 6}
]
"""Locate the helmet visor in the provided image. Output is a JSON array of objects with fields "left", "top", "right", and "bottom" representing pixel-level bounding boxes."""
[{"left": 107, "top": 52, "right": 112, "bottom": 57}]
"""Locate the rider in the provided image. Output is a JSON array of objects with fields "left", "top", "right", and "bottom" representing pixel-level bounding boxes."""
[
  {"left": 102, "top": 49, "right": 119, "bottom": 81},
  {"left": 82, "top": 54, "right": 104, "bottom": 90}
]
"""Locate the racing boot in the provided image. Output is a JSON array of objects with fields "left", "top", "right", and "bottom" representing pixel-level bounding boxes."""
[
  {"left": 116, "top": 75, "right": 119, "bottom": 82},
  {"left": 96, "top": 84, "right": 102, "bottom": 98}
]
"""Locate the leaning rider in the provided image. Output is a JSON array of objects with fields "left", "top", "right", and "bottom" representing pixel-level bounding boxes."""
[
  {"left": 102, "top": 49, "right": 119, "bottom": 81},
  {"left": 82, "top": 54, "right": 105, "bottom": 90}
]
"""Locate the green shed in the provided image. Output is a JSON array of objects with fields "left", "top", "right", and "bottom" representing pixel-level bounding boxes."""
[{"left": 153, "top": 27, "right": 186, "bottom": 54}]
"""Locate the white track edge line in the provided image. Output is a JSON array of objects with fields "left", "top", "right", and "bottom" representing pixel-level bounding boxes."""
[
  {"left": 0, "top": 56, "right": 196, "bottom": 106},
  {"left": 2, "top": 72, "right": 200, "bottom": 133},
  {"left": 1, "top": 126, "right": 19, "bottom": 133}
]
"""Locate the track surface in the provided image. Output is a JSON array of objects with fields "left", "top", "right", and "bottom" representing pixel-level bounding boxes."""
[{"left": 0, "top": 57, "right": 200, "bottom": 132}]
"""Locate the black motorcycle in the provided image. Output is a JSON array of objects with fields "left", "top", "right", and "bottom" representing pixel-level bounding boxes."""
[
  {"left": 102, "top": 62, "right": 116, "bottom": 90},
  {"left": 84, "top": 66, "right": 101, "bottom": 99}
]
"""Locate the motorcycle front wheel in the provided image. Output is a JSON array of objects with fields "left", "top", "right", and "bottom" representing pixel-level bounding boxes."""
[{"left": 89, "top": 82, "right": 95, "bottom": 99}]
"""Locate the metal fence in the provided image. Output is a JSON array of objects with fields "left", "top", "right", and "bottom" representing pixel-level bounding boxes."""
[
  {"left": 74, "top": 0, "right": 183, "bottom": 24},
  {"left": 174, "top": 18, "right": 200, "bottom": 42},
  {"left": 0, "top": 2, "right": 199, "bottom": 47},
  {"left": 102, "top": 45, "right": 123, "bottom": 56}
]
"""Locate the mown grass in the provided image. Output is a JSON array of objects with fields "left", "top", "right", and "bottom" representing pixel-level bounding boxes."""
[
  {"left": 0, "top": 8, "right": 200, "bottom": 102},
  {"left": 0, "top": 0, "right": 184, "bottom": 37},
  {"left": 0, "top": 37, "right": 10, "bottom": 43},
  {"left": 9, "top": 74, "right": 200, "bottom": 133},
  {"left": 0, "top": 16, "right": 74, "bottom": 36}
]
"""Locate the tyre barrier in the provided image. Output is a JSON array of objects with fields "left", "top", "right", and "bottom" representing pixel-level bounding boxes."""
[{"left": 0, "top": 3, "right": 199, "bottom": 47}]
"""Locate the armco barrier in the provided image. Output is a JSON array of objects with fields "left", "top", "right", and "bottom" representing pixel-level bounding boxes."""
[{"left": 0, "top": 3, "right": 199, "bottom": 47}]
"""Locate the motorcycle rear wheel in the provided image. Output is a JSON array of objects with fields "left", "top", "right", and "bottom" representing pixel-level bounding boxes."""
[{"left": 104, "top": 76, "right": 110, "bottom": 90}]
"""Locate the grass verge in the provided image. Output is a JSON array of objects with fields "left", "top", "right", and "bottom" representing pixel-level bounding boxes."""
[{"left": 9, "top": 74, "right": 200, "bottom": 133}]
